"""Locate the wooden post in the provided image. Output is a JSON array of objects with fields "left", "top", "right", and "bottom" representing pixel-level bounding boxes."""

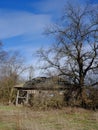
[
  {"left": 25, "top": 92, "right": 29, "bottom": 104},
  {"left": 16, "top": 90, "right": 19, "bottom": 106}
]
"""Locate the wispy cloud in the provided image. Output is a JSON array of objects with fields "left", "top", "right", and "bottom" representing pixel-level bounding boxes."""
[{"left": 0, "top": 9, "right": 52, "bottom": 39}]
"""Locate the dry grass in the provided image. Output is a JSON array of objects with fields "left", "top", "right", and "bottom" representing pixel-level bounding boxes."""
[{"left": 0, "top": 105, "right": 98, "bottom": 130}]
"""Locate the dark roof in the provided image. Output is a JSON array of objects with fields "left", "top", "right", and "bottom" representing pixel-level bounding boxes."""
[{"left": 15, "top": 76, "right": 71, "bottom": 90}]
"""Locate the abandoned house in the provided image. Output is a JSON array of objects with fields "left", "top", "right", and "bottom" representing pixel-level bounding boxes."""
[{"left": 14, "top": 76, "right": 70, "bottom": 105}]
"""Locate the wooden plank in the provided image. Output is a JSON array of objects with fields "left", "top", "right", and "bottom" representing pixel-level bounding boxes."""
[
  {"left": 16, "top": 90, "right": 19, "bottom": 106},
  {"left": 25, "top": 92, "right": 29, "bottom": 104}
]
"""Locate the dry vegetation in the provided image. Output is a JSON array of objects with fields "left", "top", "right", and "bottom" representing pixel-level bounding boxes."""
[{"left": 0, "top": 105, "right": 98, "bottom": 130}]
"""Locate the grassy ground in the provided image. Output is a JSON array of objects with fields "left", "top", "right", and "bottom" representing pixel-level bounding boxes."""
[{"left": 0, "top": 105, "right": 98, "bottom": 130}]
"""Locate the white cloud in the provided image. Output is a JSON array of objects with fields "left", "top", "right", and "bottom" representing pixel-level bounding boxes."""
[
  {"left": 0, "top": 9, "right": 52, "bottom": 39},
  {"left": 0, "top": 0, "right": 66, "bottom": 40}
]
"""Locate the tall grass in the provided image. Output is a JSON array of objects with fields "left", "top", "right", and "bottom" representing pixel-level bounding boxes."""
[{"left": 0, "top": 105, "right": 98, "bottom": 130}]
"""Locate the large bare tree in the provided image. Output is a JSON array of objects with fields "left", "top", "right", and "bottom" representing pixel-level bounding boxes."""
[{"left": 37, "top": 2, "right": 98, "bottom": 105}]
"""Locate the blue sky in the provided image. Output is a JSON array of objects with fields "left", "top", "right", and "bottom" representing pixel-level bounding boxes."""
[
  {"left": 0, "top": 0, "right": 98, "bottom": 77},
  {"left": 0, "top": 0, "right": 65, "bottom": 63}
]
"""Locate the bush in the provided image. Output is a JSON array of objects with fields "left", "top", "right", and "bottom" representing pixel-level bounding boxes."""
[
  {"left": 29, "top": 92, "right": 65, "bottom": 110},
  {"left": 64, "top": 87, "right": 98, "bottom": 110}
]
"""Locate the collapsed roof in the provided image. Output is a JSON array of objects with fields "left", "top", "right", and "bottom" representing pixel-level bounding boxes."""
[{"left": 15, "top": 76, "right": 71, "bottom": 90}]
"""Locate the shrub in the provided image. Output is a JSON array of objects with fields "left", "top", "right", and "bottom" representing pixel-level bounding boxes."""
[{"left": 29, "top": 92, "right": 65, "bottom": 110}]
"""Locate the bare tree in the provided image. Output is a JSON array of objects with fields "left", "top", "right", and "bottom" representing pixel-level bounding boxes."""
[
  {"left": 0, "top": 50, "right": 27, "bottom": 104},
  {"left": 37, "top": 2, "right": 98, "bottom": 106}
]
